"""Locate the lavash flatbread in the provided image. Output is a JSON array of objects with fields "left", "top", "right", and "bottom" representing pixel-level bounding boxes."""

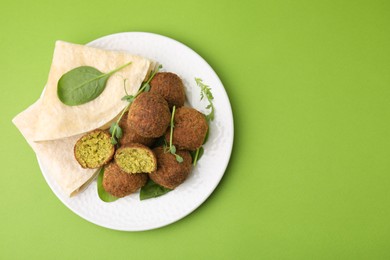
[
  {"left": 13, "top": 41, "right": 153, "bottom": 196},
  {"left": 14, "top": 100, "right": 98, "bottom": 196}
]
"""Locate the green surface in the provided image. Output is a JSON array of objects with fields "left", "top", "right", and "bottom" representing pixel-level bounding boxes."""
[{"left": 1, "top": 0, "right": 389, "bottom": 259}]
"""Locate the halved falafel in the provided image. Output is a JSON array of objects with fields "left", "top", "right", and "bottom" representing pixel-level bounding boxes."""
[
  {"left": 150, "top": 72, "right": 186, "bottom": 109},
  {"left": 149, "top": 146, "right": 192, "bottom": 189},
  {"left": 128, "top": 92, "right": 171, "bottom": 138},
  {"left": 165, "top": 107, "right": 208, "bottom": 151},
  {"left": 74, "top": 130, "right": 115, "bottom": 169},
  {"left": 119, "top": 111, "right": 155, "bottom": 146},
  {"left": 115, "top": 143, "right": 157, "bottom": 174},
  {"left": 103, "top": 162, "right": 148, "bottom": 198}
]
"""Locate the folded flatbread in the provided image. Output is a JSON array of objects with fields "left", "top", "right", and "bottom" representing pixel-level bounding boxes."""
[{"left": 13, "top": 41, "right": 153, "bottom": 196}]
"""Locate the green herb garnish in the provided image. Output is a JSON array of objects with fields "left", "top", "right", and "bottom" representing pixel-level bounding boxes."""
[
  {"left": 140, "top": 179, "right": 172, "bottom": 200},
  {"left": 193, "top": 78, "right": 215, "bottom": 166},
  {"left": 109, "top": 64, "right": 162, "bottom": 145},
  {"left": 195, "top": 78, "right": 215, "bottom": 121},
  {"left": 165, "top": 105, "right": 183, "bottom": 163},
  {"left": 97, "top": 167, "right": 119, "bottom": 202},
  {"left": 57, "top": 62, "right": 132, "bottom": 106}
]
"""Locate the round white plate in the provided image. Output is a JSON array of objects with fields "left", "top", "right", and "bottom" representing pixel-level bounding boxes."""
[{"left": 38, "top": 32, "right": 234, "bottom": 231}]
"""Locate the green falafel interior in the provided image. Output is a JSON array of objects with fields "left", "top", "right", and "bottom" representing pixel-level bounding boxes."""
[
  {"left": 115, "top": 144, "right": 156, "bottom": 173},
  {"left": 74, "top": 130, "right": 114, "bottom": 169}
]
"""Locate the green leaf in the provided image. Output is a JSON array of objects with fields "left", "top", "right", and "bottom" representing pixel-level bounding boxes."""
[
  {"left": 109, "top": 122, "right": 118, "bottom": 135},
  {"left": 175, "top": 154, "right": 184, "bottom": 163},
  {"left": 110, "top": 137, "right": 118, "bottom": 145},
  {"left": 198, "top": 146, "right": 204, "bottom": 160},
  {"left": 143, "top": 83, "right": 151, "bottom": 92},
  {"left": 206, "top": 112, "right": 214, "bottom": 121},
  {"left": 97, "top": 168, "right": 119, "bottom": 202},
  {"left": 140, "top": 179, "right": 172, "bottom": 200},
  {"left": 57, "top": 62, "right": 132, "bottom": 106},
  {"left": 115, "top": 125, "right": 123, "bottom": 139},
  {"left": 121, "top": 95, "right": 135, "bottom": 102},
  {"left": 170, "top": 145, "right": 176, "bottom": 154},
  {"left": 195, "top": 78, "right": 215, "bottom": 122},
  {"left": 190, "top": 150, "right": 196, "bottom": 160}
]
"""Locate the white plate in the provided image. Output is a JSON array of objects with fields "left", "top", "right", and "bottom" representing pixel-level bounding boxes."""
[{"left": 38, "top": 32, "right": 234, "bottom": 231}]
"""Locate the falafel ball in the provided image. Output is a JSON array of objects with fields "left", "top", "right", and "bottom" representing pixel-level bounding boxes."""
[
  {"left": 149, "top": 146, "right": 192, "bottom": 189},
  {"left": 119, "top": 111, "right": 155, "bottom": 146},
  {"left": 103, "top": 162, "right": 148, "bottom": 198},
  {"left": 150, "top": 72, "right": 186, "bottom": 109},
  {"left": 128, "top": 92, "right": 171, "bottom": 138},
  {"left": 115, "top": 143, "right": 157, "bottom": 174},
  {"left": 165, "top": 107, "right": 208, "bottom": 151},
  {"left": 74, "top": 130, "right": 115, "bottom": 169}
]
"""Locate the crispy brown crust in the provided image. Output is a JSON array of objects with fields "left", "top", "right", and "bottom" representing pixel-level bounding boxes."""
[
  {"left": 128, "top": 92, "right": 171, "bottom": 138},
  {"left": 114, "top": 143, "right": 157, "bottom": 173},
  {"left": 119, "top": 111, "right": 155, "bottom": 147},
  {"left": 149, "top": 146, "right": 192, "bottom": 189},
  {"left": 74, "top": 130, "right": 115, "bottom": 169},
  {"left": 102, "top": 162, "right": 148, "bottom": 198},
  {"left": 150, "top": 72, "right": 186, "bottom": 109},
  {"left": 165, "top": 107, "right": 208, "bottom": 151}
]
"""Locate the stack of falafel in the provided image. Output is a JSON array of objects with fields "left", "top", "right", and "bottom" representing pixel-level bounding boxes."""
[{"left": 74, "top": 72, "right": 209, "bottom": 199}]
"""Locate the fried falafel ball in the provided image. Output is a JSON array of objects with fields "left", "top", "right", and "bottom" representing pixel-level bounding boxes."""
[
  {"left": 103, "top": 162, "right": 148, "bottom": 198},
  {"left": 74, "top": 130, "right": 115, "bottom": 169},
  {"left": 119, "top": 111, "right": 155, "bottom": 146},
  {"left": 128, "top": 92, "right": 171, "bottom": 138},
  {"left": 115, "top": 143, "right": 157, "bottom": 174},
  {"left": 149, "top": 146, "right": 192, "bottom": 189},
  {"left": 165, "top": 107, "right": 208, "bottom": 151},
  {"left": 150, "top": 72, "right": 186, "bottom": 109}
]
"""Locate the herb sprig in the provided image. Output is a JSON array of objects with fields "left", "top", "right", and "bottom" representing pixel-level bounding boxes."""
[
  {"left": 192, "top": 78, "right": 215, "bottom": 166},
  {"left": 195, "top": 78, "right": 215, "bottom": 121},
  {"left": 164, "top": 105, "right": 183, "bottom": 163},
  {"left": 109, "top": 64, "right": 162, "bottom": 145}
]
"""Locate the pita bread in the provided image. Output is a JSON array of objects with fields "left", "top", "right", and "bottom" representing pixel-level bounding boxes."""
[{"left": 13, "top": 41, "right": 154, "bottom": 196}]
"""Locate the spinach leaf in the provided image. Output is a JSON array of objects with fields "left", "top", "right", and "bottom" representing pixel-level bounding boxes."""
[
  {"left": 57, "top": 62, "right": 132, "bottom": 106},
  {"left": 140, "top": 179, "right": 172, "bottom": 200},
  {"left": 97, "top": 167, "right": 119, "bottom": 202}
]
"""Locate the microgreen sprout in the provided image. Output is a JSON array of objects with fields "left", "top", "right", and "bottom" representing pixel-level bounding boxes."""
[{"left": 165, "top": 105, "right": 183, "bottom": 163}]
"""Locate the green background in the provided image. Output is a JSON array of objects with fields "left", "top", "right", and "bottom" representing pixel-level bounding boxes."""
[{"left": 1, "top": 0, "right": 389, "bottom": 259}]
